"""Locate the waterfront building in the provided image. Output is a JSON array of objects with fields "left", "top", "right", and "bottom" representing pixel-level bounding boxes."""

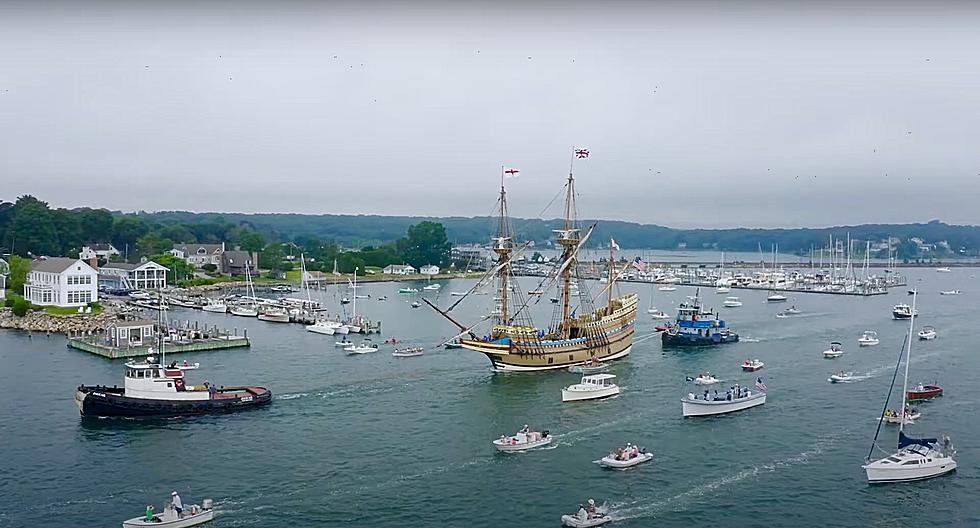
[
  {"left": 383, "top": 264, "right": 416, "bottom": 275},
  {"left": 79, "top": 243, "right": 120, "bottom": 261},
  {"left": 170, "top": 243, "right": 225, "bottom": 268},
  {"left": 99, "top": 261, "right": 169, "bottom": 291},
  {"left": 420, "top": 264, "right": 440, "bottom": 275},
  {"left": 221, "top": 250, "right": 258, "bottom": 276},
  {"left": 24, "top": 257, "right": 99, "bottom": 307}
]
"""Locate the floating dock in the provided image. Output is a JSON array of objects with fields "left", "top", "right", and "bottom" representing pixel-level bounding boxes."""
[{"left": 67, "top": 321, "right": 250, "bottom": 359}]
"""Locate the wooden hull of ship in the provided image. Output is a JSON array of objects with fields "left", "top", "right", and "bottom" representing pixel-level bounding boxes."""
[{"left": 460, "top": 294, "right": 638, "bottom": 372}]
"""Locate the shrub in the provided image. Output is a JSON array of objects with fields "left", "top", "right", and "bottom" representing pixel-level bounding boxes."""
[
  {"left": 202, "top": 264, "right": 217, "bottom": 273},
  {"left": 12, "top": 298, "right": 30, "bottom": 317},
  {"left": 4, "top": 297, "right": 14, "bottom": 308}
]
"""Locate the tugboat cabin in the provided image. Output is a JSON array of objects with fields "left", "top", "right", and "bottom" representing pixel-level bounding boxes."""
[{"left": 123, "top": 356, "right": 213, "bottom": 400}]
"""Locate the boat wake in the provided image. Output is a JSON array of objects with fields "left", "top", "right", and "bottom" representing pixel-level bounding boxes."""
[
  {"left": 607, "top": 432, "right": 847, "bottom": 521},
  {"left": 632, "top": 332, "right": 661, "bottom": 344},
  {"left": 553, "top": 411, "right": 647, "bottom": 447},
  {"left": 740, "top": 337, "right": 763, "bottom": 343},
  {"left": 323, "top": 457, "right": 495, "bottom": 498}
]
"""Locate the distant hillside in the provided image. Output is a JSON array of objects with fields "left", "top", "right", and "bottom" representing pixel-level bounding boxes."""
[{"left": 131, "top": 211, "right": 980, "bottom": 255}]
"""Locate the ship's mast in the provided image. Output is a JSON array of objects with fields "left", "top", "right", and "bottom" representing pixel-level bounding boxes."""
[
  {"left": 558, "top": 150, "right": 580, "bottom": 335},
  {"left": 494, "top": 167, "right": 512, "bottom": 325},
  {"left": 607, "top": 243, "right": 614, "bottom": 312}
]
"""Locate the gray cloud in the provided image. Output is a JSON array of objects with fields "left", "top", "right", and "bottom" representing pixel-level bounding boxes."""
[{"left": 2, "top": 1, "right": 979, "bottom": 228}]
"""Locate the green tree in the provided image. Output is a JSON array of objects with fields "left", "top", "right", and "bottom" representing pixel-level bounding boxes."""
[
  {"left": 137, "top": 232, "right": 173, "bottom": 257},
  {"left": 399, "top": 221, "right": 450, "bottom": 268},
  {"left": 112, "top": 216, "right": 148, "bottom": 255},
  {"left": 78, "top": 208, "right": 115, "bottom": 243},
  {"left": 12, "top": 297, "right": 30, "bottom": 317},
  {"left": 259, "top": 243, "right": 286, "bottom": 270},
  {"left": 151, "top": 253, "right": 194, "bottom": 283},
  {"left": 236, "top": 231, "right": 266, "bottom": 252},
  {"left": 7, "top": 255, "right": 31, "bottom": 293},
  {"left": 10, "top": 195, "right": 58, "bottom": 256}
]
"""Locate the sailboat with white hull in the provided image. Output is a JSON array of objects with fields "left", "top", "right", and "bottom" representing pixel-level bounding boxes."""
[
  {"left": 427, "top": 152, "right": 637, "bottom": 372},
  {"left": 863, "top": 292, "right": 957, "bottom": 483}
]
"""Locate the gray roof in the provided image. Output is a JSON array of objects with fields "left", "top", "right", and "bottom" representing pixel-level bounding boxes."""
[
  {"left": 222, "top": 251, "right": 254, "bottom": 265},
  {"left": 84, "top": 242, "right": 115, "bottom": 251},
  {"left": 173, "top": 243, "right": 223, "bottom": 253},
  {"left": 101, "top": 262, "right": 138, "bottom": 270},
  {"left": 31, "top": 257, "right": 88, "bottom": 274},
  {"left": 113, "top": 319, "right": 155, "bottom": 328}
]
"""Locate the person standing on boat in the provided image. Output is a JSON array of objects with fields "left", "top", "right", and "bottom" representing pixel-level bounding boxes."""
[
  {"left": 171, "top": 491, "right": 183, "bottom": 516},
  {"left": 208, "top": 382, "right": 217, "bottom": 400},
  {"left": 586, "top": 498, "right": 597, "bottom": 518},
  {"left": 145, "top": 505, "right": 155, "bottom": 522}
]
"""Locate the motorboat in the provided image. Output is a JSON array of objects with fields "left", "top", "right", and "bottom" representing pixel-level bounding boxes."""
[
  {"left": 229, "top": 305, "right": 258, "bottom": 317},
  {"left": 715, "top": 286, "right": 730, "bottom": 294},
  {"left": 528, "top": 289, "right": 544, "bottom": 295},
  {"left": 864, "top": 291, "right": 957, "bottom": 483},
  {"left": 306, "top": 320, "right": 342, "bottom": 335},
  {"left": 939, "top": 290, "right": 961, "bottom": 296},
  {"left": 599, "top": 444, "right": 652, "bottom": 469},
  {"left": 829, "top": 371, "right": 857, "bottom": 383},
  {"left": 492, "top": 428, "right": 551, "bottom": 452},
  {"left": 568, "top": 357, "right": 609, "bottom": 374},
  {"left": 75, "top": 353, "right": 271, "bottom": 417},
  {"left": 935, "top": 267, "right": 951, "bottom": 273},
  {"left": 823, "top": 341, "right": 844, "bottom": 358},
  {"left": 345, "top": 344, "right": 379, "bottom": 355},
  {"left": 917, "top": 326, "right": 937, "bottom": 340},
  {"left": 398, "top": 288, "right": 419, "bottom": 294},
  {"left": 444, "top": 339, "right": 463, "bottom": 349},
  {"left": 422, "top": 284, "right": 441, "bottom": 291},
  {"left": 658, "top": 285, "right": 677, "bottom": 291},
  {"left": 392, "top": 347, "right": 424, "bottom": 357},
  {"left": 561, "top": 503, "right": 611, "bottom": 528},
  {"left": 682, "top": 384, "right": 766, "bottom": 417},
  {"left": 562, "top": 374, "right": 620, "bottom": 402},
  {"left": 122, "top": 497, "right": 214, "bottom": 528},
  {"left": 270, "top": 284, "right": 295, "bottom": 292},
  {"left": 884, "top": 406, "right": 921, "bottom": 425},
  {"left": 766, "top": 292, "right": 788, "bottom": 303},
  {"left": 776, "top": 306, "right": 802, "bottom": 318},
  {"left": 450, "top": 291, "right": 468, "bottom": 296},
  {"left": 340, "top": 297, "right": 351, "bottom": 305},
  {"left": 334, "top": 339, "right": 354, "bottom": 347},
  {"left": 907, "top": 383, "right": 943, "bottom": 401},
  {"left": 648, "top": 310, "right": 670, "bottom": 319},
  {"left": 892, "top": 304, "right": 917, "bottom": 320},
  {"left": 689, "top": 372, "right": 720, "bottom": 385},
  {"left": 257, "top": 306, "right": 290, "bottom": 323},
  {"left": 411, "top": 301, "right": 421, "bottom": 308},
  {"left": 741, "top": 359, "right": 764, "bottom": 371},
  {"left": 858, "top": 331, "right": 880, "bottom": 347},
  {"left": 723, "top": 296, "right": 742, "bottom": 307},
  {"left": 201, "top": 299, "right": 227, "bottom": 313},
  {"left": 129, "top": 291, "right": 152, "bottom": 300},
  {"left": 661, "top": 290, "right": 739, "bottom": 347}
]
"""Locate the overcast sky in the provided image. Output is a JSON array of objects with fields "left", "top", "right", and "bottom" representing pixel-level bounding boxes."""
[{"left": 2, "top": 1, "right": 979, "bottom": 228}]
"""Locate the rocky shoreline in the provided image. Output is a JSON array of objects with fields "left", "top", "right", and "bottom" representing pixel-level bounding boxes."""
[{"left": 0, "top": 307, "right": 125, "bottom": 334}]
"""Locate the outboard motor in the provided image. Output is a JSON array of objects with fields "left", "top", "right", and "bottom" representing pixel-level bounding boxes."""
[
  {"left": 202, "top": 499, "right": 213, "bottom": 510},
  {"left": 542, "top": 430, "right": 550, "bottom": 438}
]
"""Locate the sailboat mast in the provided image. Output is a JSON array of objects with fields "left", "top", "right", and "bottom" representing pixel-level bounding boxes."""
[
  {"left": 352, "top": 267, "right": 357, "bottom": 320},
  {"left": 607, "top": 243, "right": 614, "bottom": 311},
  {"left": 559, "top": 151, "right": 578, "bottom": 333},
  {"left": 899, "top": 292, "right": 917, "bottom": 434}
]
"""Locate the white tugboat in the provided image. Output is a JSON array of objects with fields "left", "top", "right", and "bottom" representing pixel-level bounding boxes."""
[
  {"left": 492, "top": 425, "right": 552, "bottom": 452},
  {"left": 122, "top": 495, "right": 214, "bottom": 528},
  {"left": 561, "top": 374, "right": 620, "bottom": 402}
]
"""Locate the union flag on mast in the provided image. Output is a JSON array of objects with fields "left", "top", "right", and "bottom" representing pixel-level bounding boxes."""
[{"left": 575, "top": 148, "right": 590, "bottom": 158}]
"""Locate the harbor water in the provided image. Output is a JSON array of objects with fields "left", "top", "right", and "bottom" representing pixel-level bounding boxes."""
[{"left": 2, "top": 268, "right": 979, "bottom": 527}]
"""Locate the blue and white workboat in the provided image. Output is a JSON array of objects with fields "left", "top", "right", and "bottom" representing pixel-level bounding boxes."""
[{"left": 661, "top": 290, "right": 739, "bottom": 347}]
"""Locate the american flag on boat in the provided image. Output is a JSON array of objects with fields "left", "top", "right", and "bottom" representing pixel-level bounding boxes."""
[
  {"left": 755, "top": 377, "right": 768, "bottom": 391},
  {"left": 632, "top": 256, "right": 647, "bottom": 272},
  {"left": 575, "top": 148, "right": 590, "bottom": 158},
  {"left": 504, "top": 168, "right": 520, "bottom": 178}
]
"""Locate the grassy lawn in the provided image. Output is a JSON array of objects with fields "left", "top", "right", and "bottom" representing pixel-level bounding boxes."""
[{"left": 44, "top": 303, "right": 104, "bottom": 315}]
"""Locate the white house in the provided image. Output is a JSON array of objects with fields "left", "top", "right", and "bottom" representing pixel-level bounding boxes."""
[
  {"left": 0, "top": 258, "right": 7, "bottom": 302},
  {"left": 170, "top": 243, "right": 225, "bottom": 268},
  {"left": 419, "top": 264, "right": 440, "bottom": 275},
  {"left": 100, "top": 261, "right": 169, "bottom": 291},
  {"left": 24, "top": 257, "right": 99, "bottom": 307},
  {"left": 79, "top": 243, "right": 120, "bottom": 261},
  {"left": 383, "top": 264, "right": 416, "bottom": 275}
]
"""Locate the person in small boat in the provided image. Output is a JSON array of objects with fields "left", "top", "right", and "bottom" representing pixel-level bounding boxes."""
[
  {"left": 145, "top": 504, "right": 155, "bottom": 521},
  {"left": 586, "top": 498, "right": 598, "bottom": 518},
  {"left": 520, "top": 424, "right": 530, "bottom": 435},
  {"left": 577, "top": 505, "right": 589, "bottom": 522},
  {"left": 171, "top": 491, "right": 183, "bottom": 516}
]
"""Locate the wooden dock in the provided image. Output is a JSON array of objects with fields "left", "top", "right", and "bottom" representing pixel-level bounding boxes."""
[{"left": 67, "top": 322, "right": 251, "bottom": 359}]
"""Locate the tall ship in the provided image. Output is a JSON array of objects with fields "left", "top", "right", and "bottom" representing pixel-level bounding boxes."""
[
  {"left": 661, "top": 289, "right": 739, "bottom": 347},
  {"left": 427, "top": 150, "right": 637, "bottom": 372}
]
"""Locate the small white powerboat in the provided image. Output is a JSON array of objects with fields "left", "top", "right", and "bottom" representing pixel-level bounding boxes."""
[
  {"left": 492, "top": 428, "right": 551, "bottom": 452},
  {"left": 411, "top": 301, "right": 421, "bottom": 308},
  {"left": 122, "top": 498, "right": 214, "bottom": 528},
  {"left": 422, "top": 284, "right": 441, "bottom": 291},
  {"left": 689, "top": 372, "right": 719, "bottom": 385},
  {"left": 682, "top": 387, "right": 766, "bottom": 417},
  {"left": 766, "top": 292, "right": 788, "bottom": 303},
  {"left": 561, "top": 504, "right": 611, "bottom": 528},
  {"left": 828, "top": 371, "right": 857, "bottom": 383},
  {"left": 918, "top": 326, "right": 937, "bottom": 340},
  {"left": 392, "top": 347, "right": 424, "bottom": 357},
  {"left": 201, "top": 300, "right": 227, "bottom": 313},
  {"left": 823, "top": 341, "right": 844, "bottom": 358},
  {"left": 562, "top": 374, "right": 620, "bottom": 402},
  {"left": 723, "top": 296, "right": 742, "bottom": 307},
  {"left": 648, "top": 310, "right": 671, "bottom": 319},
  {"left": 599, "top": 444, "right": 653, "bottom": 469},
  {"left": 858, "top": 331, "right": 880, "bottom": 347},
  {"left": 334, "top": 340, "right": 354, "bottom": 347},
  {"left": 883, "top": 406, "right": 922, "bottom": 424},
  {"left": 775, "top": 306, "right": 801, "bottom": 318},
  {"left": 939, "top": 290, "right": 961, "bottom": 296},
  {"left": 568, "top": 358, "right": 609, "bottom": 374},
  {"left": 715, "top": 286, "right": 730, "bottom": 294},
  {"left": 344, "top": 344, "right": 379, "bottom": 355},
  {"left": 658, "top": 285, "right": 677, "bottom": 291},
  {"left": 741, "top": 359, "right": 764, "bottom": 372}
]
